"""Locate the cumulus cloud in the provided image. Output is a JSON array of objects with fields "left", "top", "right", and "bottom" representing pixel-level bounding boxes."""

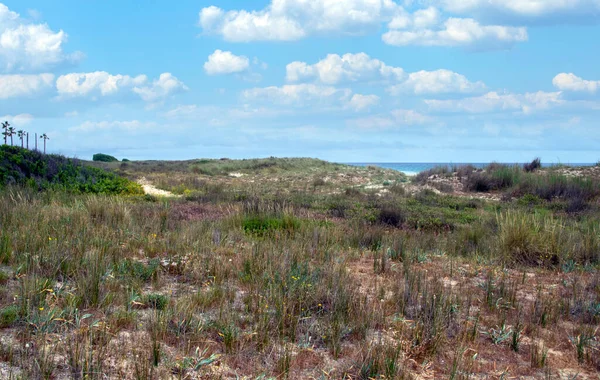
[
  {"left": 0, "top": 113, "right": 33, "bottom": 127},
  {"left": 198, "top": 0, "right": 401, "bottom": 42},
  {"left": 69, "top": 120, "right": 158, "bottom": 133},
  {"left": 204, "top": 50, "right": 250, "bottom": 75},
  {"left": 242, "top": 83, "right": 378, "bottom": 112},
  {"left": 286, "top": 53, "right": 404, "bottom": 84},
  {"left": 425, "top": 91, "right": 563, "bottom": 114},
  {"left": 56, "top": 72, "right": 147, "bottom": 97},
  {"left": 553, "top": 73, "right": 599, "bottom": 93},
  {"left": 56, "top": 72, "right": 187, "bottom": 102},
  {"left": 198, "top": 1, "right": 530, "bottom": 50},
  {"left": 347, "top": 94, "right": 380, "bottom": 111},
  {"left": 132, "top": 73, "right": 188, "bottom": 102},
  {"left": 388, "top": 69, "right": 486, "bottom": 94},
  {"left": 287, "top": 53, "right": 485, "bottom": 95},
  {"left": 0, "top": 3, "right": 82, "bottom": 72},
  {"left": 0, "top": 73, "right": 54, "bottom": 99},
  {"left": 383, "top": 17, "right": 528, "bottom": 49},
  {"left": 433, "top": 0, "right": 600, "bottom": 23}
]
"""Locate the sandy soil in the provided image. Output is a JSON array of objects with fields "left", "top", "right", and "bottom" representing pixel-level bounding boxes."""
[{"left": 137, "top": 177, "right": 179, "bottom": 197}]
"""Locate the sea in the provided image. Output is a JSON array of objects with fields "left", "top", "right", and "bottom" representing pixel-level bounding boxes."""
[{"left": 347, "top": 162, "right": 596, "bottom": 176}]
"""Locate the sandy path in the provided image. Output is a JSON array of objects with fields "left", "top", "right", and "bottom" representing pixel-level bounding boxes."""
[{"left": 137, "top": 177, "right": 179, "bottom": 197}]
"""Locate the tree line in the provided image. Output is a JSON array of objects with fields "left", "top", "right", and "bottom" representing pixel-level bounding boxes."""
[{"left": 1, "top": 121, "right": 49, "bottom": 154}]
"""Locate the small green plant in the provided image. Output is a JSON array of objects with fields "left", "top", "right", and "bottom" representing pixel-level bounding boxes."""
[
  {"left": 486, "top": 323, "right": 512, "bottom": 345},
  {"left": 0, "top": 305, "right": 19, "bottom": 328},
  {"left": 145, "top": 294, "right": 169, "bottom": 310},
  {"left": 242, "top": 214, "right": 300, "bottom": 236},
  {"left": 511, "top": 319, "right": 523, "bottom": 352},
  {"left": 219, "top": 323, "right": 239, "bottom": 354},
  {"left": 531, "top": 340, "right": 548, "bottom": 368},
  {"left": 570, "top": 326, "right": 597, "bottom": 364}
]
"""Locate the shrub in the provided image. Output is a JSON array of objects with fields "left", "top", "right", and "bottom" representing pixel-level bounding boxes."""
[
  {"left": 377, "top": 204, "right": 405, "bottom": 227},
  {"left": 0, "top": 146, "right": 143, "bottom": 195},
  {"left": 464, "top": 165, "right": 520, "bottom": 192},
  {"left": 242, "top": 215, "right": 300, "bottom": 236},
  {"left": 464, "top": 172, "right": 494, "bottom": 192},
  {"left": 497, "top": 211, "right": 565, "bottom": 266},
  {"left": 456, "top": 164, "right": 476, "bottom": 179},
  {"left": 312, "top": 178, "right": 326, "bottom": 188},
  {"left": 92, "top": 153, "right": 119, "bottom": 162},
  {"left": 523, "top": 158, "right": 542, "bottom": 172},
  {"left": 327, "top": 198, "right": 350, "bottom": 218},
  {"left": 145, "top": 294, "right": 169, "bottom": 310},
  {"left": 413, "top": 166, "right": 450, "bottom": 185},
  {"left": 516, "top": 174, "right": 598, "bottom": 202},
  {"left": 0, "top": 305, "right": 19, "bottom": 328}
]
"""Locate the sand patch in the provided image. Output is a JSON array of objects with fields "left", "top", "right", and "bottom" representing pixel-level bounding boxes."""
[{"left": 137, "top": 177, "right": 179, "bottom": 197}]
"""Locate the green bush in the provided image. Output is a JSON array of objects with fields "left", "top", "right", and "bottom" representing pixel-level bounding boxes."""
[
  {"left": 497, "top": 211, "right": 565, "bottom": 266},
  {"left": 145, "top": 294, "right": 169, "bottom": 310},
  {"left": 242, "top": 215, "right": 300, "bottom": 236},
  {"left": 0, "top": 146, "right": 143, "bottom": 195},
  {"left": 0, "top": 305, "right": 19, "bottom": 328},
  {"left": 92, "top": 153, "right": 119, "bottom": 162}
]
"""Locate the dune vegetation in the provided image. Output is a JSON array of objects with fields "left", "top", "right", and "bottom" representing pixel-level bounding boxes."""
[{"left": 0, "top": 152, "right": 598, "bottom": 379}]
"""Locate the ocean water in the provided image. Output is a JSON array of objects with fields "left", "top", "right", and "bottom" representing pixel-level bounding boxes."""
[{"left": 348, "top": 162, "right": 596, "bottom": 176}]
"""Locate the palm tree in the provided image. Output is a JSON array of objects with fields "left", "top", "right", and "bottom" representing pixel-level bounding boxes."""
[
  {"left": 1, "top": 121, "right": 8, "bottom": 145},
  {"left": 17, "top": 130, "right": 26, "bottom": 148},
  {"left": 40, "top": 133, "right": 49, "bottom": 154},
  {"left": 7, "top": 127, "right": 16, "bottom": 146}
]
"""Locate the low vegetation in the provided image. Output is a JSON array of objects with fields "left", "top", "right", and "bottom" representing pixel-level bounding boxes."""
[
  {"left": 0, "top": 146, "right": 142, "bottom": 194},
  {"left": 92, "top": 153, "right": 119, "bottom": 162},
  {"left": 0, "top": 155, "right": 598, "bottom": 378}
]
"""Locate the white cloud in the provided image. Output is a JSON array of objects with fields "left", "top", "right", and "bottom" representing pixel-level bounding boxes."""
[
  {"left": 204, "top": 50, "right": 250, "bottom": 75},
  {"left": 286, "top": 53, "right": 483, "bottom": 95},
  {"left": 0, "top": 3, "right": 82, "bottom": 72},
  {"left": 56, "top": 72, "right": 187, "bottom": 102},
  {"left": 243, "top": 83, "right": 380, "bottom": 112},
  {"left": 434, "top": 0, "right": 600, "bottom": 21},
  {"left": 132, "top": 73, "right": 188, "bottom": 102},
  {"left": 0, "top": 73, "right": 54, "bottom": 99},
  {"left": 69, "top": 120, "right": 158, "bottom": 133},
  {"left": 286, "top": 53, "right": 404, "bottom": 84},
  {"left": 0, "top": 113, "right": 33, "bottom": 127},
  {"left": 243, "top": 83, "right": 352, "bottom": 106},
  {"left": 425, "top": 91, "right": 563, "bottom": 114},
  {"left": 198, "top": 1, "right": 530, "bottom": 50},
  {"left": 199, "top": 0, "right": 401, "bottom": 42},
  {"left": 164, "top": 105, "right": 200, "bottom": 118},
  {"left": 553, "top": 73, "right": 599, "bottom": 93},
  {"left": 383, "top": 17, "right": 528, "bottom": 49},
  {"left": 348, "top": 94, "right": 380, "bottom": 111},
  {"left": 388, "top": 69, "right": 485, "bottom": 94},
  {"left": 349, "top": 116, "right": 395, "bottom": 129},
  {"left": 350, "top": 109, "right": 433, "bottom": 128},
  {"left": 56, "top": 72, "right": 147, "bottom": 97},
  {"left": 390, "top": 109, "right": 434, "bottom": 124},
  {"left": 389, "top": 6, "right": 441, "bottom": 29}
]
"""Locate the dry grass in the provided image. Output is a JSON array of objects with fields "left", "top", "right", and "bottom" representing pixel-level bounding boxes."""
[{"left": 0, "top": 159, "right": 598, "bottom": 379}]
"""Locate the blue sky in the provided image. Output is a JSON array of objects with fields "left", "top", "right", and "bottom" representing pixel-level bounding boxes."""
[{"left": 1, "top": 0, "right": 599, "bottom": 163}]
